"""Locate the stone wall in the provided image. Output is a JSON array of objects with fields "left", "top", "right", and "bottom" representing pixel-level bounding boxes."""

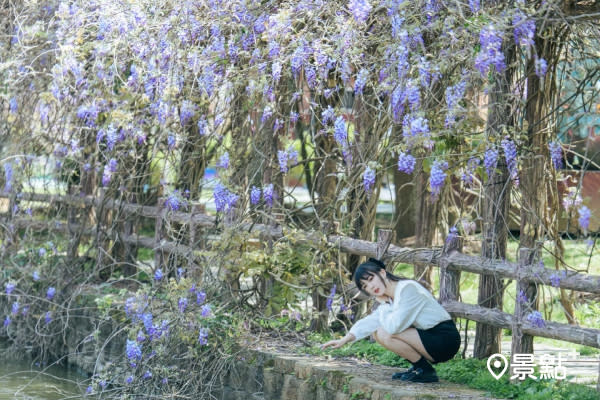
[{"left": 221, "top": 349, "right": 497, "bottom": 400}]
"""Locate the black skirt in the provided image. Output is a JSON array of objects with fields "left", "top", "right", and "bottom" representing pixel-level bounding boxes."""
[{"left": 416, "top": 319, "right": 461, "bottom": 364}]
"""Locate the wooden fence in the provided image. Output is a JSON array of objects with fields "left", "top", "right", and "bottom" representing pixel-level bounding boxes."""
[{"left": 1, "top": 191, "right": 599, "bottom": 386}]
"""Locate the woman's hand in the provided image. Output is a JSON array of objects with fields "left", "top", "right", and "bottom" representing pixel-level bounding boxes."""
[
  {"left": 320, "top": 339, "right": 345, "bottom": 350},
  {"left": 320, "top": 333, "right": 355, "bottom": 350}
]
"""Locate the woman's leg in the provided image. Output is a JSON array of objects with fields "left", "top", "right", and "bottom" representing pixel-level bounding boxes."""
[{"left": 374, "top": 327, "right": 434, "bottom": 363}]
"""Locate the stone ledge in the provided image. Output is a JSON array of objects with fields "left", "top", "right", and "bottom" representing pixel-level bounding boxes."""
[{"left": 224, "top": 347, "right": 503, "bottom": 400}]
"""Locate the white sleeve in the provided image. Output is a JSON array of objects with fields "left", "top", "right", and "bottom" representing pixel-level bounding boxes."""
[
  {"left": 348, "top": 306, "right": 383, "bottom": 342},
  {"left": 379, "top": 283, "right": 428, "bottom": 334}
]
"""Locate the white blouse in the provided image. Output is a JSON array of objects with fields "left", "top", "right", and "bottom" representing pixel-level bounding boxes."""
[{"left": 348, "top": 279, "right": 452, "bottom": 342}]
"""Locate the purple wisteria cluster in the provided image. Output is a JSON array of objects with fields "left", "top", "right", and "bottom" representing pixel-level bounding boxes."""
[
  {"left": 475, "top": 24, "right": 506, "bottom": 76},
  {"left": 245, "top": 184, "right": 278, "bottom": 208},
  {"left": 326, "top": 284, "right": 336, "bottom": 311},
  {"left": 512, "top": 10, "right": 535, "bottom": 48},
  {"left": 578, "top": 205, "right": 591, "bottom": 234},
  {"left": 483, "top": 148, "right": 499, "bottom": 179},
  {"left": 534, "top": 56, "right": 548, "bottom": 78},
  {"left": 501, "top": 137, "right": 518, "bottom": 185},
  {"left": 348, "top": 0, "right": 372, "bottom": 24},
  {"left": 445, "top": 79, "right": 467, "bottom": 128},
  {"left": 363, "top": 166, "right": 376, "bottom": 194},
  {"left": 278, "top": 147, "right": 299, "bottom": 173},
  {"left": 526, "top": 311, "right": 546, "bottom": 328},
  {"left": 213, "top": 182, "right": 239, "bottom": 213},
  {"left": 165, "top": 190, "right": 187, "bottom": 211},
  {"left": 397, "top": 151, "right": 416, "bottom": 174},
  {"left": 216, "top": 152, "right": 230, "bottom": 170},
  {"left": 548, "top": 141, "right": 562, "bottom": 169},
  {"left": 549, "top": 271, "right": 566, "bottom": 288},
  {"left": 461, "top": 157, "right": 480, "bottom": 186},
  {"left": 429, "top": 160, "right": 448, "bottom": 199},
  {"left": 333, "top": 116, "right": 348, "bottom": 149},
  {"left": 562, "top": 188, "right": 582, "bottom": 211},
  {"left": 3, "top": 162, "right": 13, "bottom": 192}
]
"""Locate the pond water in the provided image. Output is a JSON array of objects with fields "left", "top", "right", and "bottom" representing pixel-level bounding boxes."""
[{"left": 0, "top": 358, "right": 84, "bottom": 400}]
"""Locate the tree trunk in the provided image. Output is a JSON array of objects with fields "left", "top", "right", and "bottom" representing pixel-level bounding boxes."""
[
  {"left": 473, "top": 44, "right": 515, "bottom": 359},
  {"left": 413, "top": 156, "right": 438, "bottom": 287},
  {"left": 393, "top": 166, "right": 415, "bottom": 240},
  {"left": 474, "top": 158, "right": 510, "bottom": 358}
]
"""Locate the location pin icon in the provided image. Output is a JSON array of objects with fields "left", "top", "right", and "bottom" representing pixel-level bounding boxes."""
[{"left": 486, "top": 353, "right": 508, "bottom": 380}]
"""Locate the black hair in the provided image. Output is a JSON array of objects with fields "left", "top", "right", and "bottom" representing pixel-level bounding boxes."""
[{"left": 353, "top": 258, "right": 406, "bottom": 296}]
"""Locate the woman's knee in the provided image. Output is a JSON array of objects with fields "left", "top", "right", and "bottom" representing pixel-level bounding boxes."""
[{"left": 375, "top": 327, "right": 392, "bottom": 346}]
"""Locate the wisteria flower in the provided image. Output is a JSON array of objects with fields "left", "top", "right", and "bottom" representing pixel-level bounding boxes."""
[
  {"left": 578, "top": 205, "right": 591, "bottom": 234},
  {"left": 9, "top": 97, "right": 18, "bottom": 114},
  {"left": 333, "top": 116, "right": 347, "bottom": 148},
  {"left": 250, "top": 186, "right": 261, "bottom": 205},
  {"left": 5, "top": 282, "right": 15, "bottom": 295},
  {"left": 363, "top": 166, "right": 376, "bottom": 193},
  {"left": 397, "top": 152, "right": 415, "bottom": 174},
  {"left": 446, "top": 226, "right": 458, "bottom": 244},
  {"left": 461, "top": 157, "right": 480, "bottom": 186},
  {"left": 513, "top": 11, "right": 535, "bottom": 48},
  {"left": 526, "top": 311, "right": 545, "bottom": 328},
  {"left": 326, "top": 284, "right": 336, "bottom": 311},
  {"left": 548, "top": 141, "right": 562, "bottom": 169},
  {"left": 201, "top": 304, "right": 211, "bottom": 317},
  {"left": 483, "top": 148, "right": 499, "bottom": 179},
  {"left": 217, "top": 152, "right": 230, "bottom": 169},
  {"left": 348, "top": 0, "right": 372, "bottom": 24},
  {"left": 475, "top": 25, "right": 506, "bottom": 76},
  {"left": 178, "top": 297, "right": 188, "bottom": 313},
  {"left": 154, "top": 269, "right": 163, "bottom": 281},
  {"left": 278, "top": 150, "right": 289, "bottom": 173},
  {"left": 549, "top": 271, "right": 566, "bottom": 288},
  {"left": 198, "top": 328, "right": 209, "bottom": 345},
  {"left": 263, "top": 184, "right": 274, "bottom": 208},
  {"left": 196, "top": 290, "right": 206, "bottom": 305},
  {"left": 3, "top": 162, "right": 13, "bottom": 192},
  {"left": 322, "top": 106, "right": 335, "bottom": 125},
  {"left": 535, "top": 57, "right": 548, "bottom": 78},
  {"left": 165, "top": 191, "right": 185, "bottom": 211},
  {"left": 126, "top": 339, "right": 142, "bottom": 366},
  {"left": 429, "top": 160, "right": 448, "bottom": 199},
  {"left": 354, "top": 69, "right": 369, "bottom": 95},
  {"left": 501, "top": 136, "right": 519, "bottom": 185},
  {"left": 517, "top": 289, "right": 528, "bottom": 304}
]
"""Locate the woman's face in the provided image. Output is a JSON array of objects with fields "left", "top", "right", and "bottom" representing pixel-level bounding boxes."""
[{"left": 360, "top": 270, "right": 387, "bottom": 298}]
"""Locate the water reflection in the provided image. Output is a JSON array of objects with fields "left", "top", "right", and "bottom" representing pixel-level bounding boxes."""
[{"left": 0, "top": 358, "right": 84, "bottom": 400}]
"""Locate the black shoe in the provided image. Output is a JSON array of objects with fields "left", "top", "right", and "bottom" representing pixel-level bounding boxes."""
[
  {"left": 401, "top": 367, "right": 439, "bottom": 383},
  {"left": 392, "top": 366, "right": 414, "bottom": 380}
]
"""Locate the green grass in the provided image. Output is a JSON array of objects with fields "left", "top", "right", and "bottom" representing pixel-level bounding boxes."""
[{"left": 306, "top": 334, "right": 599, "bottom": 400}]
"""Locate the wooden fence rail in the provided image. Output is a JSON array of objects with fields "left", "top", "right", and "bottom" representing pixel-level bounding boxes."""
[{"left": 1, "top": 191, "right": 599, "bottom": 356}]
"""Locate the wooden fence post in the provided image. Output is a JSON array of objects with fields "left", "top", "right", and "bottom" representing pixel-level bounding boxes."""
[
  {"left": 95, "top": 189, "right": 107, "bottom": 275},
  {"left": 511, "top": 247, "right": 536, "bottom": 380},
  {"left": 154, "top": 197, "right": 167, "bottom": 273},
  {"left": 189, "top": 204, "right": 205, "bottom": 249},
  {"left": 439, "top": 233, "right": 462, "bottom": 304},
  {"left": 67, "top": 185, "right": 82, "bottom": 260},
  {"left": 376, "top": 229, "right": 393, "bottom": 261}
]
